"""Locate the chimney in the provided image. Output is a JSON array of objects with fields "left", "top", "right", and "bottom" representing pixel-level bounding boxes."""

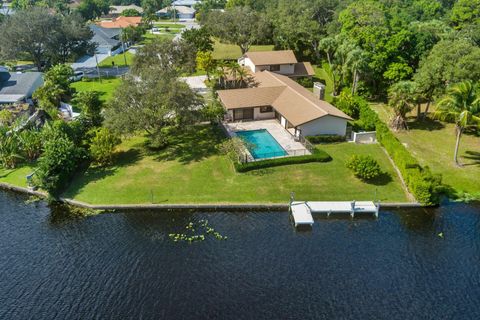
[{"left": 313, "top": 82, "right": 326, "bottom": 101}]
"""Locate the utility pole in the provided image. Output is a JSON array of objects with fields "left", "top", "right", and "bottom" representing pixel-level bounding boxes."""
[{"left": 94, "top": 53, "right": 101, "bottom": 80}]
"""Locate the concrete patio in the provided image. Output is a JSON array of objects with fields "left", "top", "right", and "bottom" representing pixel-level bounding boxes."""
[{"left": 223, "top": 119, "right": 310, "bottom": 156}]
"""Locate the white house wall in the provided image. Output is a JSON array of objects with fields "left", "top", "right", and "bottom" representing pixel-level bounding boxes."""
[
  {"left": 298, "top": 116, "right": 347, "bottom": 136},
  {"left": 242, "top": 57, "right": 256, "bottom": 73}
]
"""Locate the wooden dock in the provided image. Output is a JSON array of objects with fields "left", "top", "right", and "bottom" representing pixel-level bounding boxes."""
[{"left": 290, "top": 201, "right": 380, "bottom": 227}]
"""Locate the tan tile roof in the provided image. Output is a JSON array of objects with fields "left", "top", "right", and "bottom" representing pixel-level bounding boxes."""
[
  {"left": 244, "top": 50, "right": 298, "bottom": 66},
  {"left": 217, "top": 87, "right": 285, "bottom": 109},
  {"left": 98, "top": 16, "right": 142, "bottom": 28},
  {"left": 217, "top": 71, "right": 352, "bottom": 126}
]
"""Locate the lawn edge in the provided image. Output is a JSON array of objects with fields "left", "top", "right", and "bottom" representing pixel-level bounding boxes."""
[{"left": 1, "top": 181, "right": 421, "bottom": 210}]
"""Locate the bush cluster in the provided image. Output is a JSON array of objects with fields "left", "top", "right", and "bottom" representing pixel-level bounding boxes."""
[
  {"left": 346, "top": 155, "right": 382, "bottom": 180},
  {"left": 306, "top": 134, "right": 345, "bottom": 144},
  {"left": 234, "top": 149, "right": 332, "bottom": 172}
]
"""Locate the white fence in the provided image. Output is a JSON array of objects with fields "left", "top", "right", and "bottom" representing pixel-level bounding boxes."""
[{"left": 352, "top": 131, "right": 377, "bottom": 144}]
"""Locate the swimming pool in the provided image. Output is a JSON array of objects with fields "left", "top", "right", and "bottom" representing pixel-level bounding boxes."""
[{"left": 235, "top": 129, "right": 287, "bottom": 159}]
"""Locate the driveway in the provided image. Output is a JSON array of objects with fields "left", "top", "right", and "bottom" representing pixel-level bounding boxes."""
[
  {"left": 180, "top": 75, "right": 208, "bottom": 94},
  {"left": 71, "top": 54, "right": 109, "bottom": 69}
]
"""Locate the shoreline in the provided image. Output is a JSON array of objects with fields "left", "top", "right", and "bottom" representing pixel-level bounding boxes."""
[{"left": 1, "top": 181, "right": 422, "bottom": 210}]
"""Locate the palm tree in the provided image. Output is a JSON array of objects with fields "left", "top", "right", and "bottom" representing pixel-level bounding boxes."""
[
  {"left": 388, "top": 81, "right": 417, "bottom": 131},
  {"left": 236, "top": 67, "right": 249, "bottom": 88},
  {"left": 434, "top": 81, "right": 480, "bottom": 166},
  {"left": 345, "top": 48, "right": 369, "bottom": 95}
]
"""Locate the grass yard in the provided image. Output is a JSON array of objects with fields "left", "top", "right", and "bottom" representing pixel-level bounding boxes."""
[
  {"left": 0, "top": 165, "right": 36, "bottom": 188},
  {"left": 212, "top": 40, "right": 274, "bottom": 60},
  {"left": 63, "top": 125, "right": 409, "bottom": 204},
  {"left": 99, "top": 52, "right": 135, "bottom": 68},
  {"left": 141, "top": 32, "right": 176, "bottom": 44},
  {"left": 153, "top": 23, "right": 185, "bottom": 29},
  {"left": 71, "top": 77, "right": 122, "bottom": 103},
  {"left": 371, "top": 104, "right": 480, "bottom": 197}
]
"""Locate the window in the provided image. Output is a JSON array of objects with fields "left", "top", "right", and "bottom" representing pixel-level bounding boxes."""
[
  {"left": 260, "top": 106, "right": 273, "bottom": 113},
  {"left": 269, "top": 64, "right": 280, "bottom": 72}
]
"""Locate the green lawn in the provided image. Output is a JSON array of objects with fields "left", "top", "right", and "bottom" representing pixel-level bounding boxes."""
[
  {"left": 0, "top": 165, "right": 36, "bottom": 188},
  {"left": 63, "top": 125, "right": 409, "bottom": 204},
  {"left": 371, "top": 104, "right": 480, "bottom": 197},
  {"left": 141, "top": 32, "right": 176, "bottom": 44},
  {"left": 99, "top": 52, "right": 135, "bottom": 68},
  {"left": 70, "top": 77, "right": 122, "bottom": 103},
  {"left": 153, "top": 23, "right": 185, "bottom": 29},
  {"left": 212, "top": 40, "right": 274, "bottom": 60}
]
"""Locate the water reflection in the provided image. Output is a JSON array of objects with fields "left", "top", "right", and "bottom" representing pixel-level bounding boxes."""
[{"left": 1, "top": 190, "right": 480, "bottom": 319}]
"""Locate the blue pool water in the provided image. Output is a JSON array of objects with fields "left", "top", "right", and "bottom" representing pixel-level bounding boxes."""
[{"left": 236, "top": 129, "right": 287, "bottom": 159}]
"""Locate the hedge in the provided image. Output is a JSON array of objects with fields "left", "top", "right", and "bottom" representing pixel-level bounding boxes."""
[
  {"left": 306, "top": 134, "right": 346, "bottom": 144},
  {"left": 234, "top": 149, "right": 332, "bottom": 173},
  {"left": 355, "top": 98, "right": 442, "bottom": 206}
]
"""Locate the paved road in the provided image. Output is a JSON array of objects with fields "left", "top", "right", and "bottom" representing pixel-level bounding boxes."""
[{"left": 78, "top": 66, "right": 130, "bottom": 78}]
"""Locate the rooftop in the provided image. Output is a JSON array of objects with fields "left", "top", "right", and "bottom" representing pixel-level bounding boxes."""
[
  {"left": 90, "top": 25, "right": 121, "bottom": 47},
  {"left": 217, "top": 71, "right": 352, "bottom": 126},
  {"left": 157, "top": 5, "right": 196, "bottom": 15},
  {"left": 0, "top": 72, "right": 43, "bottom": 103},
  {"left": 244, "top": 50, "right": 298, "bottom": 66},
  {"left": 98, "top": 16, "right": 142, "bottom": 29}
]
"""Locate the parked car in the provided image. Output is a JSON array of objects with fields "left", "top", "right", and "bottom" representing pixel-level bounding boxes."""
[{"left": 69, "top": 71, "right": 84, "bottom": 82}]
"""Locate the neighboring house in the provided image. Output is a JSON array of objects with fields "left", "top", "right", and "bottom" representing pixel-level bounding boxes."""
[
  {"left": 90, "top": 25, "right": 122, "bottom": 55},
  {"left": 108, "top": 5, "right": 144, "bottom": 17},
  {"left": 238, "top": 50, "right": 315, "bottom": 79},
  {"left": 98, "top": 16, "right": 142, "bottom": 29},
  {"left": 217, "top": 68, "right": 351, "bottom": 137},
  {"left": 157, "top": 5, "right": 196, "bottom": 19},
  {"left": 172, "top": 0, "right": 200, "bottom": 7},
  {"left": 0, "top": 69, "right": 44, "bottom": 104}
]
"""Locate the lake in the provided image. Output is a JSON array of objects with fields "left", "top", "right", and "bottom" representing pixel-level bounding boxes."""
[{"left": 1, "top": 190, "right": 480, "bottom": 319}]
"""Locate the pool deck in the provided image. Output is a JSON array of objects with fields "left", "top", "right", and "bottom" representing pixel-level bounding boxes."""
[{"left": 223, "top": 120, "right": 309, "bottom": 156}]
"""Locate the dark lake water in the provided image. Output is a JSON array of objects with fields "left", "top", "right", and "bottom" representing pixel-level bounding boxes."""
[{"left": 1, "top": 191, "right": 480, "bottom": 319}]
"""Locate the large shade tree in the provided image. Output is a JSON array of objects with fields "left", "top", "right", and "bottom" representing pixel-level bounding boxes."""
[
  {"left": 433, "top": 81, "right": 480, "bottom": 166},
  {"left": 202, "top": 6, "right": 270, "bottom": 54},
  {"left": 0, "top": 7, "right": 92, "bottom": 70}
]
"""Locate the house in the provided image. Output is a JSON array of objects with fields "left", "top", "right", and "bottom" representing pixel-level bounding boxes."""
[
  {"left": 108, "top": 5, "right": 144, "bottom": 17},
  {"left": 217, "top": 69, "right": 351, "bottom": 137},
  {"left": 98, "top": 16, "right": 142, "bottom": 29},
  {"left": 238, "top": 50, "right": 315, "bottom": 79},
  {"left": 157, "top": 5, "right": 196, "bottom": 19},
  {"left": 172, "top": 0, "right": 200, "bottom": 7},
  {"left": 0, "top": 68, "right": 44, "bottom": 104},
  {"left": 90, "top": 25, "right": 122, "bottom": 55}
]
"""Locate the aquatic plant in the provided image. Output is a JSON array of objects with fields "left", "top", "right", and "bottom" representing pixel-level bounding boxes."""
[{"left": 169, "top": 219, "right": 228, "bottom": 243}]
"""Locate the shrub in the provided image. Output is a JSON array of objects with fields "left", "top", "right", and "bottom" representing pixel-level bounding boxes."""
[
  {"left": 19, "top": 129, "right": 43, "bottom": 161},
  {"left": 0, "top": 128, "right": 23, "bottom": 169},
  {"left": 346, "top": 155, "right": 382, "bottom": 180},
  {"left": 234, "top": 149, "right": 332, "bottom": 172},
  {"left": 306, "top": 135, "right": 345, "bottom": 144},
  {"left": 296, "top": 77, "right": 314, "bottom": 88},
  {"left": 89, "top": 128, "right": 120, "bottom": 166},
  {"left": 334, "top": 90, "right": 361, "bottom": 119},
  {"left": 35, "top": 126, "right": 85, "bottom": 197}
]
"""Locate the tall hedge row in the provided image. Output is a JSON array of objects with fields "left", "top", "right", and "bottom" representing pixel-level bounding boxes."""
[{"left": 359, "top": 103, "right": 442, "bottom": 206}]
